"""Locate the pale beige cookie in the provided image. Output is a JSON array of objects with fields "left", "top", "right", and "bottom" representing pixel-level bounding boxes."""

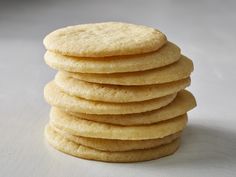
[
  {"left": 55, "top": 72, "right": 190, "bottom": 102},
  {"left": 65, "top": 90, "right": 196, "bottom": 125},
  {"left": 45, "top": 126, "right": 181, "bottom": 162},
  {"left": 44, "top": 42, "right": 180, "bottom": 73},
  {"left": 43, "top": 22, "right": 167, "bottom": 57},
  {"left": 44, "top": 81, "right": 177, "bottom": 115},
  {"left": 48, "top": 124, "right": 181, "bottom": 152},
  {"left": 66, "top": 55, "right": 193, "bottom": 85},
  {"left": 49, "top": 107, "right": 187, "bottom": 140}
]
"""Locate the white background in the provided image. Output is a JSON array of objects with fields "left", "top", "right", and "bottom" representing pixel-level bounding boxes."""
[{"left": 0, "top": 0, "right": 236, "bottom": 176}]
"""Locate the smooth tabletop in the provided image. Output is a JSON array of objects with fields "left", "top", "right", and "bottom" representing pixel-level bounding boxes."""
[{"left": 0, "top": 0, "right": 236, "bottom": 177}]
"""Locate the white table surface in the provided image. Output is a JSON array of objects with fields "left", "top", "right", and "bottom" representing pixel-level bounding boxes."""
[{"left": 1, "top": 0, "right": 236, "bottom": 176}]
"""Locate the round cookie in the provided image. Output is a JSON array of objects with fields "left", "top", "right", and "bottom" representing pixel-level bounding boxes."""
[
  {"left": 44, "top": 81, "right": 177, "bottom": 115},
  {"left": 43, "top": 22, "right": 167, "bottom": 57},
  {"left": 55, "top": 72, "right": 190, "bottom": 102},
  {"left": 49, "top": 107, "right": 188, "bottom": 140},
  {"left": 44, "top": 42, "right": 180, "bottom": 73},
  {"left": 66, "top": 55, "right": 193, "bottom": 85},
  {"left": 49, "top": 124, "right": 181, "bottom": 152},
  {"left": 45, "top": 126, "right": 181, "bottom": 162},
  {"left": 64, "top": 90, "right": 196, "bottom": 125}
]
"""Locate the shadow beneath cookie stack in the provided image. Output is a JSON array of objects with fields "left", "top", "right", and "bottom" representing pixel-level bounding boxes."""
[{"left": 142, "top": 123, "right": 236, "bottom": 167}]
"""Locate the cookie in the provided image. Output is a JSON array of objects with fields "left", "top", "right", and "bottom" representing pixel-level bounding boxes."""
[
  {"left": 49, "top": 107, "right": 187, "bottom": 140},
  {"left": 48, "top": 124, "right": 181, "bottom": 151},
  {"left": 45, "top": 125, "right": 181, "bottom": 162},
  {"left": 44, "top": 42, "right": 180, "bottom": 73},
  {"left": 65, "top": 55, "right": 193, "bottom": 85},
  {"left": 44, "top": 81, "right": 177, "bottom": 115},
  {"left": 63, "top": 90, "right": 196, "bottom": 125},
  {"left": 43, "top": 22, "right": 167, "bottom": 57},
  {"left": 55, "top": 72, "right": 190, "bottom": 102}
]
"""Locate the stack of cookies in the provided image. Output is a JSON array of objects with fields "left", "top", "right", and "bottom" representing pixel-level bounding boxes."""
[{"left": 43, "top": 22, "right": 196, "bottom": 162}]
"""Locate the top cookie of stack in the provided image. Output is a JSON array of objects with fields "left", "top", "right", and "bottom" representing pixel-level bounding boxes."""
[
  {"left": 43, "top": 22, "right": 196, "bottom": 162},
  {"left": 44, "top": 22, "right": 186, "bottom": 73}
]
